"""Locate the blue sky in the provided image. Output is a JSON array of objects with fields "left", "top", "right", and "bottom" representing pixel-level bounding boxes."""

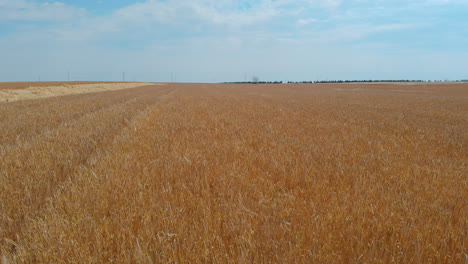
[{"left": 0, "top": 0, "right": 467, "bottom": 82}]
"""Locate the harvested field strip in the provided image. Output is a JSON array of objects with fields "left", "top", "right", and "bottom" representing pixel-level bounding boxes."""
[
  {"left": 0, "top": 86, "right": 171, "bottom": 148},
  {"left": 0, "top": 82, "right": 113, "bottom": 90},
  {"left": 0, "top": 85, "right": 175, "bottom": 250},
  {"left": 0, "top": 84, "right": 152, "bottom": 124},
  {"left": 0, "top": 82, "right": 152, "bottom": 102}
]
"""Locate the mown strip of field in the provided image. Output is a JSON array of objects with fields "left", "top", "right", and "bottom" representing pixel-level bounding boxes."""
[{"left": 0, "top": 82, "right": 155, "bottom": 102}]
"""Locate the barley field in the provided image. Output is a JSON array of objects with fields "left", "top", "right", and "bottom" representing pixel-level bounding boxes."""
[{"left": 0, "top": 82, "right": 466, "bottom": 263}]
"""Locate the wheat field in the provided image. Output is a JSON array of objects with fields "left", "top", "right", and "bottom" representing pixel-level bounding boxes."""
[{"left": 0, "top": 82, "right": 466, "bottom": 263}]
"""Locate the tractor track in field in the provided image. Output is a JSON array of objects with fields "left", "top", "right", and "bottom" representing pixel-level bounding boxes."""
[
  {"left": 0, "top": 85, "right": 176, "bottom": 249},
  {"left": 0, "top": 86, "right": 171, "bottom": 149}
]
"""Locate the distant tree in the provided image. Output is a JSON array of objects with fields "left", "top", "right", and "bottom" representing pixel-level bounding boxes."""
[{"left": 252, "top": 76, "right": 259, "bottom": 84}]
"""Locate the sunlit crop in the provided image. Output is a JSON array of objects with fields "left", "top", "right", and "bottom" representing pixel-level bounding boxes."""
[{"left": 1, "top": 82, "right": 466, "bottom": 263}]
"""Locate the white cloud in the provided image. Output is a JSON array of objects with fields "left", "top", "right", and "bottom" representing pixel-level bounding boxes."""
[
  {"left": 108, "top": 0, "right": 285, "bottom": 28},
  {"left": 43, "top": 0, "right": 289, "bottom": 44},
  {"left": 306, "top": 23, "right": 414, "bottom": 43},
  {"left": 313, "top": 0, "right": 342, "bottom": 9},
  {"left": 297, "top": 18, "right": 318, "bottom": 26},
  {"left": 189, "top": 3, "right": 279, "bottom": 27},
  {"left": 0, "top": 0, "right": 85, "bottom": 22},
  {"left": 1, "top": 0, "right": 467, "bottom": 82}
]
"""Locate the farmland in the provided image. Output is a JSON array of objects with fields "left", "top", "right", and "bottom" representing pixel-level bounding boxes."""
[{"left": 0, "top": 82, "right": 466, "bottom": 263}]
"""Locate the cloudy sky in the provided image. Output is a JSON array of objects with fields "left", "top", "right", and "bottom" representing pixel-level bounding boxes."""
[{"left": 1, "top": 0, "right": 467, "bottom": 82}]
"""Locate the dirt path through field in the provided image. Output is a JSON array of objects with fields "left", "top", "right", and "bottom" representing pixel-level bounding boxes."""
[{"left": 0, "top": 82, "right": 160, "bottom": 102}]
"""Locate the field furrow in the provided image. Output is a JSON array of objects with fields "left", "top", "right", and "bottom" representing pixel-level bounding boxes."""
[
  {"left": 0, "top": 85, "right": 174, "bottom": 254},
  {"left": 0, "top": 85, "right": 159, "bottom": 147}
]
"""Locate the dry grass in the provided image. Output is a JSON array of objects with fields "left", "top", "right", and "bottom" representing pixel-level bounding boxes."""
[
  {"left": 0, "top": 82, "right": 148, "bottom": 90},
  {"left": 0, "top": 83, "right": 466, "bottom": 263},
  {"left": 0, "top": 82, "right": 153, "bottom": 102}
]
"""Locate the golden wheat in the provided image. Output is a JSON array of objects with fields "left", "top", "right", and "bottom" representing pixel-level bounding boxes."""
[{"left": 0, "top": 82, "right": 466, "bottom": 263}]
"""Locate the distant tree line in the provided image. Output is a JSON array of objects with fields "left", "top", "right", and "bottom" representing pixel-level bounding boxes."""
[
  {"left": 224, "top": 81, "right": 283, "bottom": 84},
  {"left": 290, "top": 80, "right": 426, "bottom": 84},
  {"left": 225, "top": 79, "right": 468, "bottom": 84}
]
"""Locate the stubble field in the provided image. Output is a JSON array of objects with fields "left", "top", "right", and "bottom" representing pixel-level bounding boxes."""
[{"left": 0, "top": 82, "right": 466, "bottom": 263}]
